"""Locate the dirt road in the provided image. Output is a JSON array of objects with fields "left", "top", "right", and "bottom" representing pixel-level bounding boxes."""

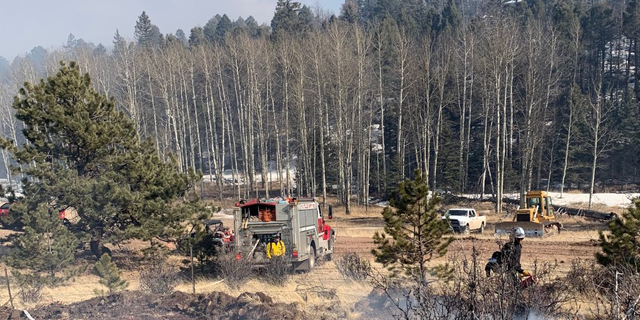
[{"left": 334, "top": 235, "right": 601, "bottom": 273}]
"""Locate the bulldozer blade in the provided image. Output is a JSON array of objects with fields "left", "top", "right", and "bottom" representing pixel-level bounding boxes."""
[{"left": 494, "top": 221, "right": 545, "bottom": 237}]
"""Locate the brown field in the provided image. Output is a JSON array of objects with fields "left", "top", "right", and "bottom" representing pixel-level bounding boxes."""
[{"left": 0, "top": 197, "right": 617, "bottom": 319}]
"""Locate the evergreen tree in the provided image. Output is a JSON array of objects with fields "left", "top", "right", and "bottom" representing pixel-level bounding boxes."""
[
  {"left": 94, "top": 253, "right": 128, "bottom": 295},
  {"left": 65, "top": 33, "right": 78, "bottom": 49},
  {"left": 440, "top": 0, "right": 461, "bottom": 33},
  {"left": 216, "top": 14, "right": 234, "bottom": 42},
  {"left": 134, "top": 11, "right": 163, "bottom": 47},
  {"left": 189, "top": 27, "right": 206, "bottom": 47},
  {"left": 245, "top": 16, "right": 260, "bottom": 36},
  {"left": 5, "top": 201, "right": 78, "bottom": 287},
  {"left": 235, "top": 16, "right": 247, "bottom": 29},
  {"left": 372, "top": 170, "right": 453, "bottom": 280},
  {"left": 112, "top": 30, "right": 127, "bottom": 58},
  {"left": 360, "top": 0, "right": 398, "bottom": 23},
  {"left": 438, "top": 119, "right": 461, "bottom": 192},
  {"left": 1, "top": 62, "right": 202, "bottom": 259},
  {"left": 26, "top": 46, "right": 47, "bottom": 76},
  {"left": 596, "top": 199, "right": 640, "bottom": 272},
  {"left": 624, "top": 0, "right": 640, "bottom": 97},
  {"left": 609, "top": 88, "right": 640, "bottom": 183},
  {"left": 298, "top": 5, "right": 315, "bottom": 34},
  {"left": 340, "top": 0, "right": 361, "bottom": 23},
  {"left": 175, "top": 29, "right": 188, "bottom": 45},
  {"left": 624, "top": 0, "right": 640, "bottom": 40},
  {"left": 203, "top": 16, "right": 221, "bottom": 43},
  {"left": 93, "top": 44, "right": 107, "bottom": 56},
  {"left": 271, "top": 0, "right": 302, "bottom": 40},
  {"left": 582, "top": 3, "right": 617, "bottom": 77}
]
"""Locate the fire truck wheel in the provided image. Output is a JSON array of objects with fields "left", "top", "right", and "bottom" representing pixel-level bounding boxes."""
[{"left": 308, "top": 246, "right": 316, "bottom": 271}]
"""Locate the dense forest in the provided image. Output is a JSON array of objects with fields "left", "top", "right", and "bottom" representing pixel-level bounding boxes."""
[{"left": 0, "top": 0, "right": 639, "bottom": 213}]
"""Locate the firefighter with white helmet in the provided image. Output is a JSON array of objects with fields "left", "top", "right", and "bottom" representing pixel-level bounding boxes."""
[{"left": 485, "top": 227, "right": 532, "bottom": 278}]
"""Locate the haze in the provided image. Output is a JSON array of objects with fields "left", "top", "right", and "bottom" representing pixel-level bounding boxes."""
[{"left": 0, "top": 0, "right": 343, "bottom": 61}]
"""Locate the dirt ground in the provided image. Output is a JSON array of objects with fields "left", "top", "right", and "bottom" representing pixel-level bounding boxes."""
[
  {"left": 330, "top": 202, "right": 605, "bottom": 275},
  {"left": 29, "top": 291, "right": 305, "bottom": 320},
  {"left": 0, "top": 198, "right": 615, "bottom": 320}
]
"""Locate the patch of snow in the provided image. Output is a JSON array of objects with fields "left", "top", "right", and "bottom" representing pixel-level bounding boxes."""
[
  {"left": 201, "top": 166, "right": 298, "bottom": 186},
  {"left": 462, "top": 192, "right": 639, "bottom": 208},
  {"left": 212, "top": 209, "right": 235, "bottom": 220},
  {"left": 544, "top": 192, "right": 639, "bottom": 208},
  {"left": 375, "top": 201, "right": 389, "bottom": 207}
]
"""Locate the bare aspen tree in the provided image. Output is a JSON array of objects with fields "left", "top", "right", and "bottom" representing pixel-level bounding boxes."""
[
  {"left": 113, "top": 36, "right": 142, "bottom": 136},
  {"left": 0, "top": 87, "right": 18, "bottom": 184},
  {"left": 254, "top": 37, "right": 272, "bottom": 198},
  {"left": 560, "top": 17, "right": 582, "bottom": 198},
  {"left": 213, "top": 46, "right": 231, "bottom": 198},
  {"left": 309, "top": 32, "right": 328, "bottom": 206},
  {"left": 519, "top": 21, "right": 550, "bottom": 203},
  {"left": 352, "top": 24, "right": 373, "bottom": 206},
  {"left": 373, "top": 22, "right": 388, "bottom": 191},
  {"left": 197, "top": 44, "right": 223, "bottom": 199},
  {"left": 395, "top": 28, "right": 413, "bottom": 179},
  {"left": 432, "top": 32, "right": 452, "bottom": 192},
  {"left": 187, "top": 49, "right": 204, "bottom": 174},
  {"left": 455, "top": 27, "right": 475, "bottom": 192},
  {"left": 418, "top": 36, "right": 433, "bottom": 186},
  {"left": 585, "top": 78, "right": 615, "bottom": 210}
]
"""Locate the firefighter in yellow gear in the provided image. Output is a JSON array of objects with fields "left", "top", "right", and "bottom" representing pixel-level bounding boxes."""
[{"left": 266, "top": 235, "right": 286, "bottom": 259}]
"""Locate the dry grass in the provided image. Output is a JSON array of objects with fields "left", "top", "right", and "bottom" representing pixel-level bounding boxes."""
[
  {"left": 0, "top": 260, "right": 372, "bottom": 315},
  {"left": 172, "top": 261, "right": 372, "bottom": 309},
  {"left": 345, "top": 308, "right": 363, "bottom": 319},
  {"left": 0, "top": 270, "right": 143, "bottom": 310}
]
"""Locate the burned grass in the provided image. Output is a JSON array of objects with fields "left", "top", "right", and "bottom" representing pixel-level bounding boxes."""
[{"left": 30, "top": 290, "right": 306, "bottom": 320}]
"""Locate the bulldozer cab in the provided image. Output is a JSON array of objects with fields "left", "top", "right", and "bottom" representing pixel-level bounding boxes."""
[{"left": 518, "top": 191, "right": 554, "bottom": 222}]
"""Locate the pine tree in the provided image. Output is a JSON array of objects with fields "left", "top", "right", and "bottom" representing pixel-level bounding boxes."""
[
  {"left": 216, "top": 14, "right": 234, "bottom": 43},
  {"left": 175, "top": 29, "right": 187, "bottom": 45},
  {"left": 134, "top": 11, "right": 163, "bottom": 47},
  {"left": 5, "top": 201, "right": 78, "bottom": 288},
  {"left": 245, "top": 16, "right": 260, "bottom": 37},
  {"left": 340, "top": 0, "right": 360, "bottom": 24},
  {"left": 235, "top": 16, "right": 247, "bottom": 29},
  {"left": 203, "top": 16, "right": 221, "bottom": 43},
  {"left": 372, "top": 170, "right": 453, "bottom": 280},
  {"left": 94, "top": 253, "right": 128, "bottom": 295},
  {"left": 271, "top": 0, "right": 302, "bottom": 40},
  {"left": 1, "top": 62, "right": 202, "bottom": 260},
  {"left": 440, "top": 0, "right": 461, "bottom": 33},
  {"left": 596, "top": 199, "right": 640, "bottom": 272},
  {"left": 298, "top": 5, "right": 315, "bottom": 35},
  {"left": 189, "top": 27, "right": 206, "bottom": 47}
]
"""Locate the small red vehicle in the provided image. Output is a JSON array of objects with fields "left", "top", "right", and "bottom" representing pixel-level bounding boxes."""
[{"left": 0, "top": 202, "right": 10, "bottom": 217}]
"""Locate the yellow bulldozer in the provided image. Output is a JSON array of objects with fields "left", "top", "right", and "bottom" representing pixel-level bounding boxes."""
[{"left": 495, "top": 190, "right": 563, "bottom": 237}]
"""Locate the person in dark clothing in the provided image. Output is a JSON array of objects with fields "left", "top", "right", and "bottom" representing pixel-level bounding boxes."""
[{"left": 485, "top": 227, "right": 532, "bottom": 278}]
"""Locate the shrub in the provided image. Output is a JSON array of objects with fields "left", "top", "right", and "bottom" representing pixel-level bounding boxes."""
[
  {"left": 13, "top": 273, "right": 45, "bottom": 304},
  {"left": 336, "top": 252, "right": 371, "bottom": 281},
  {"left": 215, "top": 251, "right": 252, "bottom": 289},
  {"left": 260, "top": 256, "right": 291, "bottom": 286},
  {"left": 139, "top": 264, "right": 180, "bottom": 294}
]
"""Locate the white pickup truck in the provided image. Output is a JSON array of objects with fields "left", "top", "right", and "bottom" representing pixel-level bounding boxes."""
[{"left": 442, "top": 208, "right": 486, "bottom": 234}]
